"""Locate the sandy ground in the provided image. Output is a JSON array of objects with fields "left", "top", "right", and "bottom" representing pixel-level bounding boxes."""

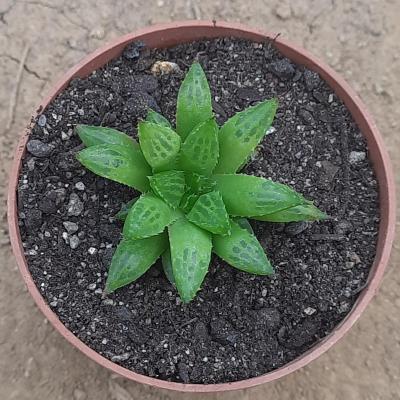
[{"left": 1, "top": 1, "right": 399, "bottom": 399}]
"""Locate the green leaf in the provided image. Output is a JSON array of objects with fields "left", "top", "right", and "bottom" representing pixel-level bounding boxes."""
[
  {"left": 76, "top": 144, "right": 151, "bottom": 192},
  {"left": 214, "top": 174, "right": 305, "bottom": 217},
  {"left": 176, "top": 63, "right": 212, "bottom": 140},
  {"left": 179, "top": 172, "right": 216, "bottom": 213},
  {"left": 75, "top": 124, "right": 137, "bottom": 149},
  {"left": 123, "top": 193, "right": 176, "bottom": 239},
  {"left": 234, "top": 217, "right": 254, "bottom": 235},
  {"left": 149, "top": 170, "right": 186, "bottom": 209},
  {"left": 169, "top": 217, "right": 212, "bottom": 303},
  {"left": 138, "top": 121, "right": 181, "bottom": 172},
  {"left": 184, "top": 172, "right": 216, "bottom": 195},
  {"left": 161, "top": 248, "right": 175, "bottom": 285},
  {"left": 180, "top": 118, "right": 219, "bottom": 175},
  {"left": 105, "top": 234, "right": 167, "bottom": 293},
  {"left": 179, "top": 191, "right": 200, "bottom": 214},
  {"left": 115, "top": 197, "right": 138, "bottom": 221},
  {"left": 214, "top": 99, "right": 278, "bottom": 174},
  {"left": 187, "top": 190, "right": 230, "bottom": 235},
  {"left": 213, "top": 220, "right": 273, "bottom": 275},
  {"left": 146, "top": 109, "right": 172, "bottom": 129},
  {"left": 254, "top": 203, "right": 328, "bottom": 222}
]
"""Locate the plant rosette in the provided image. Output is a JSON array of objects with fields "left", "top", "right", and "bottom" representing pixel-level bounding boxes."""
[
  {"left": 75, "top": 62, "right": 326, "bottom": 303},
  {"left": 8, "top": 22, "right": 395, "bottom": 392}
]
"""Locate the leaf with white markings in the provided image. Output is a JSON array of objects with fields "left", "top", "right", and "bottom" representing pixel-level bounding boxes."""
[
  {"left": 187, "top": 190, "right": 230, "bottom": 235},
  {"left": 214, "top": 174, "right": 305, "bottom": 217},
  {"left": 184, "top": 172, "right": 216, "bottom": 194},
  {"left": 75, "top": 124, "right": 137, "bottom": 149},
  {"left": 234, "top": 217, "right": 254, "bottom": 234},
  {"left": 105, "top": 234, "right": 167, "bottom": 293},
  {"left": 168, "top": 217, "right": 212, "bottom": 303},
  {"left": 123, "top": 193, "right": 176, "bottom": 239},
  {"left": 146, "top": 109, "right": 172, "bottom": 129},
  {"left": 149, "top": 170, "right": 186, "bottom": 209},
  {"left": 254, "top": 203, "right": 328, "bottom": 222},
  {"left": 176, "top": 63, "right": 212, "bottom": 140},
  {"left": 180, "top": 118, "right": 219, "bottom": 175},
  {"left": 213, "top": 219, "right": 273, "bottom": 275},
  {"left": 138, "top": 121, "right": 181, "bottom": 172},
  {"left": 214, "top": 99, "right": 278, "bottom": 173},
  {"left": 76, "top": 144, "right": 151, "bottom": 192}
]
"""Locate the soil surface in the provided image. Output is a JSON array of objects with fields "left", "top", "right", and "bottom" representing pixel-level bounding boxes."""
[
  {"left": 1, "top": 1, "right": 400, "bottom": 399},
  {"left": 17, "top": 37, "right": 379, "bottom": 384}
]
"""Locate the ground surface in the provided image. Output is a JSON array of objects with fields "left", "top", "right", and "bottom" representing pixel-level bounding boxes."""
[{"left": 0, "top": 0, "right": 399, "bottom": 399}]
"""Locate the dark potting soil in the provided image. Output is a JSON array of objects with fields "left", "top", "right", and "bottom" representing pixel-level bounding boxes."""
[{"left": 17, "top": 37, "right": 379, "bottom": 384}]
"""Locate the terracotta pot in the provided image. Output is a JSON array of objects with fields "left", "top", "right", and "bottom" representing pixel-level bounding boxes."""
[{"left": 7, "top": 21, "right": 396, "bottom": 392}]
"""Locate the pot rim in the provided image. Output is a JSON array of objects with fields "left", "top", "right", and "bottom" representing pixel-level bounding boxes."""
[{"left": 7, "top": 20, "right": 396, "bottom": 393}]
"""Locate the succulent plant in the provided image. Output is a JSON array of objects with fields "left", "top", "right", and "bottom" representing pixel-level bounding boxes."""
[{"left": 75, "top": 62, "right": 326, "bottom": 303}]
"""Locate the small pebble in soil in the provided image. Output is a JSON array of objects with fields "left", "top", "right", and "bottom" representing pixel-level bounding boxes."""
[
  {"left": 123, "top": 41, "right": 145, "bottom": 60},
  {"left": 304, "top": 307, "right": 317, "bottom": 315},
  {"left": 344, "top": 261, "right": 355, "bottom": 270},
  {"left": 63, "top": 221, "right": 79, "bottom": 234},
  {"left": 75, "top": 181, "right": 85, "bottom": 191},
  {"left": 111, "top": 352, "right": 130, "bottom": 362},
  {"left": 178, "top": 362, "right": 190, "bottom": 383},
  {"left": 27, "top": 158, "right": 35, "bottom": 171},
  {"left": 348, "top": 252, "right": 361, "bottom": 264},
  {"left": 88, "top": 247, "right": 97, "bottom": 255},
  {"left": 269, "top": 58, "right": 295, "bottom": 79},
  {"left": 210, "top": 318, "right": 238, "bottom": 345},
  {"left": 37, "top": 114, "right": 47, "bottom": 127},
  {"left": 151, "top": 61, "right": 181, "bottom": 76},
  {"left": 26, "top": 139, "right": 54, "bottom": 157},
  {"left": 349, "top": 151, "right": 366, "bottom": 164},
  {"left": 303, "top": 70, "right": 321, "bottom": 90},
  {"left": 69, "top": 235, "right": 80, "bottom": 249},
  {"left": 67, "top": 193, "right": 84, "bottom": 216}
]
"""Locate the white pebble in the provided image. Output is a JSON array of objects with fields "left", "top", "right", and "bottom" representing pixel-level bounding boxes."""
[
  {"left": 75, "top": 182, "right": 85, "bottom": 191},
  {"left": 88, "top": 247, "right": 97, "bottom": 255},
  {"left": 304, "top": 307, "right": 317, "bottom": 315},
  {"left": 349, "top": 151, "right": 366, "bottom": 164}
]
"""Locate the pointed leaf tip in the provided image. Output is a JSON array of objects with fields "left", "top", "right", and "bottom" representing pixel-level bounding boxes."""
[
  {"left": 138, "top": 121, "right": 181, "bottom": 172},
  {"left": 213, "top": 219, "right": 274, "bottom": 275},
  {"left": 105, "top": 234, "right": 167, "bottom": 293},
  {"left": 146, "top": 109, "right": 172, "bottom": 129},
  {"left": 255, "top": 203, "right": 328, "bottom": 222},
  {"left": 76, "top": 143, "right": 151, "bottom": 192},
  {"left": 214, "top": 98, "right": 278, "bottom": 174},
  {"left": 168, "top": 218, "right": 212, "bottom": 303},
  {"left": 214, "top": 174, "right": 305, "bottom": 217},
  {"left": 176, "top": 63, "right": 212, "bottom": 140}
]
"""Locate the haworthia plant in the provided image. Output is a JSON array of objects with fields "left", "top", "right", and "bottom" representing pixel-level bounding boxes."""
[{"left": 75, "top": 61, "right": 327, "bottom": 303}]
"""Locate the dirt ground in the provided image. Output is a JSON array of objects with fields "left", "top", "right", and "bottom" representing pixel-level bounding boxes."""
[{"left": 1, "top": 1, "right": 399, "bottom": 399}]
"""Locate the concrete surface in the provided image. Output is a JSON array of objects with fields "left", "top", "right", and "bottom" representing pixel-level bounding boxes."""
[{"left": 1, "top": 0, "right": 399, "bottom": 399}]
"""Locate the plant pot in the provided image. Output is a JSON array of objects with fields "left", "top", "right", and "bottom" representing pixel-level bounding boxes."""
[{"left": 7, "top": 21, "right": 395, "bottom": 392}]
